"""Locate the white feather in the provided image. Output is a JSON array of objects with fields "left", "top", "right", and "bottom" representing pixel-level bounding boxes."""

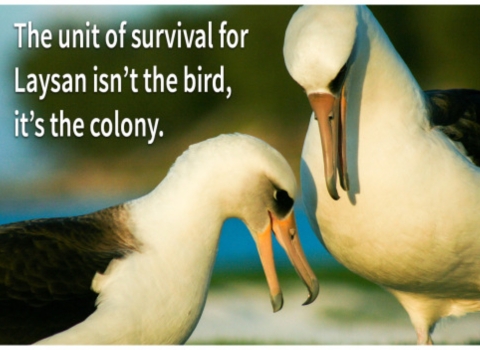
[
  {"left": 285, "top": 5, "right": 480, "bottom": 344},
  {"left": 36, "top": 134, "right": 297, "bottom": 345}
]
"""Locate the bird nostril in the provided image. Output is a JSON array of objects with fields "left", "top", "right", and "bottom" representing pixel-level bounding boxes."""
[{"left": 289, "top": 228, "right": 296, "bottom": 240}]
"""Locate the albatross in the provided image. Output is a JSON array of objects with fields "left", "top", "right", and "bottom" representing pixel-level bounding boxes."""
[
  {"left": 0, "top": 133, "right": 319, "bottom": 344},
  {"left": 283, "top": 5, "right": 480, "bottom": 345}
]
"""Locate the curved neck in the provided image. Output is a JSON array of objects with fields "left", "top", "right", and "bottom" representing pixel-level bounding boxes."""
[
  {"left": 350, "top": 7, "right": 429, "bottom": 131},
  {"left": 123, "top": 167, "right": 231, "bottom": 343},
  {"left": 131, "top": 167, "right": 227, "bottom": 281}
]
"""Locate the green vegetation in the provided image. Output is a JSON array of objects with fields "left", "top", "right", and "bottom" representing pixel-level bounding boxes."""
[
  {"left": 16, "top": 6, "right": 308, "bottom": 157},
  {"left": 9, "top": 5, "right": 480, "bottom": 197},
  {"left": 209, "top": 264, "right": 380, "bottom": 291}
]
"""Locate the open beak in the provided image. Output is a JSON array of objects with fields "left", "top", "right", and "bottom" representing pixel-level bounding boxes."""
[
  {"left": 256, "top": 210, "right": 319, "bottom": 312},
  {"left": 308, "top": 83, "right": 349, "bottom": 200}
]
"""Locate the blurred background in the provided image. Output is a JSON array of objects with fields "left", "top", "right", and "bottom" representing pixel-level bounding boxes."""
[{"left": 2, "top": 5, "right": 480, "bottom": 344}]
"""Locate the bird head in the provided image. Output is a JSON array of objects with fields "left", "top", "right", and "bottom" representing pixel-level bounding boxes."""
[
  {"left": 215, "top": 135, "right": 319, "bottom": 312},
  {"left": 284, "top": 5, "right": 359, "bottom": 200}
]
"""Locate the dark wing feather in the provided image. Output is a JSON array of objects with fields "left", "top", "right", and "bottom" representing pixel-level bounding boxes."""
[
  {"left": 0, "top": 204, "right": 140, "bottom": 344},
  {"left": 426, "top": 89, "right": 480, "bottom": 166}
]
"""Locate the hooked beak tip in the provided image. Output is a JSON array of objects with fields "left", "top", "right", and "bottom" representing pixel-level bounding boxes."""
[
  {"left": 326, "top": 178, "right": 340, "bottom": 201},
  {"left": 271, "top": 293, "right": 284, "bottom": 313},
  {"left": 340, "top": 173, "right": 350, "bottom": 192},
  {"left": 302, "top": 278, "right": 320, "bottom": 306}
]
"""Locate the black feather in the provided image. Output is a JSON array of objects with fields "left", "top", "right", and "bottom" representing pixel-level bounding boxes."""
[
  {"left": 426, "top": 89, "right": 480, "bottom": 166},
  {"left": 0, "top": 204, "right": 139, "bottom": 344}
]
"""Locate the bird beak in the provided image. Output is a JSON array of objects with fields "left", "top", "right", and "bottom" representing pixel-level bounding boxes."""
[
  {"left": 256, "top": 210, "right": 319, "bottom": 312},
  {"left": 308, "top": 85, "right": 349, "bottom": 200}
]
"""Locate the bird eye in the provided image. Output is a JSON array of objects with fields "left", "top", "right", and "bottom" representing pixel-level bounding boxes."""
[
  {"left": 328, "top": 63, "right": 348, "bottom": 95},
  {"left": 274, "top": 189, "right": 294, "bottom": 215}
]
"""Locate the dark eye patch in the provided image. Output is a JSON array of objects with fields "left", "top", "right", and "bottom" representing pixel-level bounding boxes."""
[
  {"left": 328, "top": 63, "right": 347, "bottom": 95},
  {"left": 274, "top": 189, "right": 294, "bottom": 216}
]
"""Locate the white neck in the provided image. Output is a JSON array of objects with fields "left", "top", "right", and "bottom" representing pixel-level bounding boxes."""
[
  {"left": 351, "top": 7, "right": 429, "bottom": 131},
  {"left": 39, "top": 158, "right": 235, "bottom": 344},
  {"left": 123, "top": 164, "right": 231, "bottom": 343},
  {"left": 36, "top": 134, "right": 295, "bottom": 345}
]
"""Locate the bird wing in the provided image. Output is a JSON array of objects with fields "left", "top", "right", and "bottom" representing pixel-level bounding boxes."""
[
  {"left": 426, "top": 89, "right": 480, "bottom": 166},
  {"left": 0, "top": 204, "right": 140, "bottom": 344}
]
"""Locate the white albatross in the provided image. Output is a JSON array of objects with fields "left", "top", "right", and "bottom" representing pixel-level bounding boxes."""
[
  {"left": 284, "top": 5, "right": 480, "bottom": 345},
  {"left": 0, "top": 133, "right": 319, "bottom": 344}
]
